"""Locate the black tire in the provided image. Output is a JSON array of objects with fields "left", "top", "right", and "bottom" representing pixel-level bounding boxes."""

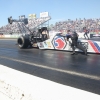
[{"left": 17, "top": 35, "right": 30, "bottom": 49}]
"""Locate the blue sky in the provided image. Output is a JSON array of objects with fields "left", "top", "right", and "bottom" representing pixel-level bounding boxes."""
[{"left": 0, "top": 0, "right": 100, "bottom": 27}]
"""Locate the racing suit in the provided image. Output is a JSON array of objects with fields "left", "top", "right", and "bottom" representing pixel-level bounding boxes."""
[
  {"left": 66, "top": 32, "right": 87, "bottom": 55},
  {"left": 84, "top": 29, "right": 89, "bottom": 39}
]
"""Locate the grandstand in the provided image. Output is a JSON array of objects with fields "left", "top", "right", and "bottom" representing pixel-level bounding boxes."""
[
  {"left": 0, "top": 13, "right": 51, "bottom": 34},
  {"left": 50, "top": 18, "right": 100, "bottom": 34},
  {"left": 0, "top": 15, "right": 100, "bottom": 35}
]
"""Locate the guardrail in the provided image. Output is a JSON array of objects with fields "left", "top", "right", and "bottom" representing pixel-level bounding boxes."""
[{"left": 0, "top": 34, "right": 21, "bottom": 39}]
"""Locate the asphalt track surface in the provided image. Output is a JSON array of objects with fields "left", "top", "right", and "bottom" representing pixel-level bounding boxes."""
[{"left": 0, "top": 39, "right": 100, "bottom": 95}]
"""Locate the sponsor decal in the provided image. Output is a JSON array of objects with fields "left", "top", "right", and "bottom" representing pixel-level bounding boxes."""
[
  {"left": 38, "top": 42, "right": 49, "bottom": 49},
  {"left": 39, "top": 42, "right": 44, "bottom": 48},
  {"left": 46, "top": 41, "right": 52, "bottom": 48},
  {"left": 78, "top": 42, "right": 88, "bottom": 49},
  {"left": 88, "top": 40, "right": 100, "bottom": 53},
  {"left": 93, "top": 34, "right": 100, "bottom": 37},
  {"left": 43, "top": 41, "right": 48, "bottom": 48},
  {"left": 52, "top": 36, "right": 66, "bottom": 50},
  {"left": 90, "top": 34, "right": 100, "bottom": 38}
]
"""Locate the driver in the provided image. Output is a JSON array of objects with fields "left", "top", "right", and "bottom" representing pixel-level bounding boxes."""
[{"left": 42, "top": 30, "right": 49, "bottom": 41}]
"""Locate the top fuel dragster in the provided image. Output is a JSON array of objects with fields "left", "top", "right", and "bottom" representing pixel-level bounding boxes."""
[{"left": 8, "top": 16, "right": 100, "bottom": 54}]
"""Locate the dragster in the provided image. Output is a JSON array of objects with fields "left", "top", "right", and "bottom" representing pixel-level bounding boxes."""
[{"left": 8, "top": 16, "right": 100, "bottom": 54}]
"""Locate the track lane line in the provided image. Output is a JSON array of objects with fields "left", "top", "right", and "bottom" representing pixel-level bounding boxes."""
[{"left": 0, "top": 56, "right": 100, "bottom": 81}]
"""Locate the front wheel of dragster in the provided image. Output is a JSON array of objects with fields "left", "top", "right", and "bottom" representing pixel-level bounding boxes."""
[{"left": 17, "top": 35, "right": 30, "bottom": 49}]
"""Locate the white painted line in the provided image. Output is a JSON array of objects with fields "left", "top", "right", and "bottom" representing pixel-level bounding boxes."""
[
  {"left": 0, "top": 56, "right": 100, "bottom": 81},
  {"left": 0, "top": 64, "right": 100, "bottom": 100}
]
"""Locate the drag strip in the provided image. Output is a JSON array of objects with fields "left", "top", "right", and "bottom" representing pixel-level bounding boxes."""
[
  {"left": 0, "top": 39, "right": 100, "bottom": 95},
  {"left": 0, "top": 56, "right": 100, "bottom": 81}
]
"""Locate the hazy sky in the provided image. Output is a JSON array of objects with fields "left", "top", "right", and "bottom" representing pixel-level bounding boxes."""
[{"left": 0, "top": 0, "right": 100, "bottom": 27}]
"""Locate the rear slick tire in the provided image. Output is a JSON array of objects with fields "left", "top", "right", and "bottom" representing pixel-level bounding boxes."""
[{"left": 17, "top": 36, "right": 30, "bottom": 49}]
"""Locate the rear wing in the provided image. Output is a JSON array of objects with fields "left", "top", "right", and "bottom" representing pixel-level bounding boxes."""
[
  {"left": 7, "top": 16, "right": 31, "bottom": 34},
  {"left": 8, "top": 16, "right": 28, "bottom": 25}
]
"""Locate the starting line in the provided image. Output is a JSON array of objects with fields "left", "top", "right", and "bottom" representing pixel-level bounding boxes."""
[{"left": 0, "top": 64, "right": 100, "bottom": 100}]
